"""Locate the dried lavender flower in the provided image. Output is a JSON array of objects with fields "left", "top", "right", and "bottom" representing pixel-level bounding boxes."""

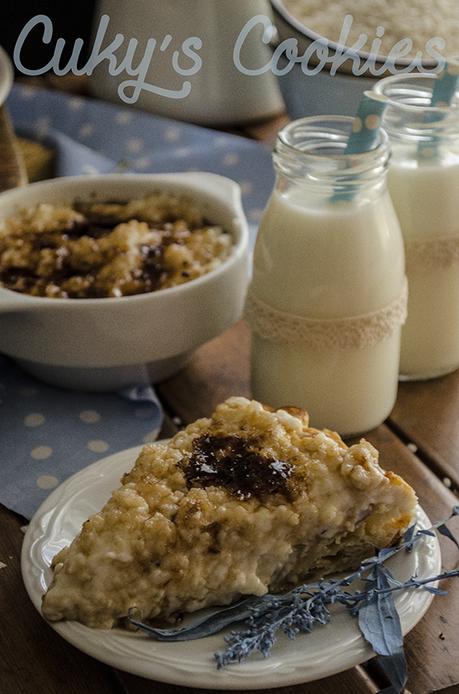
[{"left": 129, "top": 505, "right": 459, "bottom": 694}]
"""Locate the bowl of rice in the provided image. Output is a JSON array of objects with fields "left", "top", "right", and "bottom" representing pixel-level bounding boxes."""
[
  {"left": 269, "top": 0, "right": 459, "bottom": 118},
  {"left": 0, "top": 172, "right": 249, "bottom": 391}
]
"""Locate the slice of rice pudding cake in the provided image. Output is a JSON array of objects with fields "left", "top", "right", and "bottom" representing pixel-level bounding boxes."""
[{"left": 41, "top": 396, "right": 417, "bottom": 629}]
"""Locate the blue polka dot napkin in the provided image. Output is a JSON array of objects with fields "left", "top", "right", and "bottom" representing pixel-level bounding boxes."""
[
  {"left": 1, "top": 83, "right": 275, "bottom": 520},
  {"left": 0, "top": 355, "right": 163, "bottom": 520},
  {"left": 6, "top": 83, "right": 276, "bottom": 250}
]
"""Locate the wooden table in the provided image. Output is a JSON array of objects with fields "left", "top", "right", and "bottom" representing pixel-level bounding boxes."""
[
  {"left": 1, "top": 87, "right": 459, "bottom": 694},
  {"left": 1, "top": 318, "right": 459, "bottom": 694}
]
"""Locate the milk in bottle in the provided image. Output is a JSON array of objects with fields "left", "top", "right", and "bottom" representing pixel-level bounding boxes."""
[
  {"left": 245, "top": 117, "right": 407, "bottom": 436},
  {"left": 375, "top": 72, "right": 459, "bottom": 379}
]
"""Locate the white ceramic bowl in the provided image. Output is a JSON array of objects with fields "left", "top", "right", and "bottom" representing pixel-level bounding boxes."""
[
  {"left": 269, "top": 0, "right": 442, "bottom": 119},
  {"left": 0, "top": 172, "right": 249, "bottom": 391}
]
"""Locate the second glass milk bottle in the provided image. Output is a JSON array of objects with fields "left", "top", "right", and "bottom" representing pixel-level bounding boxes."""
[
  {"left": 244, "top": 116, "right": 407, "bottom": 436},
  {"left": 375, "top": 72, "right": 459, "bottom": 380}
]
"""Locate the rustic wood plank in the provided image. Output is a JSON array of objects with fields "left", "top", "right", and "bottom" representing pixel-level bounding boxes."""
[
  {"left": 362, "top": 426, "right": 459, "bottom": 694},
  {"left": 156, "top": 318, "right": 252, "bottom": 424},
  {"left": 0, "top": 504, "right": 126, "bottom": 694},
  {"left": 389, "top": 370, "right": 459, "bottom": 491}
]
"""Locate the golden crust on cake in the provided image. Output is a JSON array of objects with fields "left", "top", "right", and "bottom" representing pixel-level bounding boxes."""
[{"left": 41, "top": 396, "right": 417, "bottom": 629}]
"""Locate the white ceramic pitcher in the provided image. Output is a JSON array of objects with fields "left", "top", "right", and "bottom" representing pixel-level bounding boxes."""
[{"left": 88, "top": 0, "right": 284, "bottom": 126}]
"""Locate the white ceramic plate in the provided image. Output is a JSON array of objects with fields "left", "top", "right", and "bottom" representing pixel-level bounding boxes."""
[{"left": 22, "top": 443, "right": 441, "bottom": 690}]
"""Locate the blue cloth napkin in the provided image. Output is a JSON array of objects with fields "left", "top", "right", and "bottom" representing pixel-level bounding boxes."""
[
  {"left": 0, "top": 355, "right": 163, "bottom": 520},
  {"left": 1, "top": 83, "right": 275, "bottom": 520},
  {"left": 6, "top": 83, "right": 275, "bottom": 247}
]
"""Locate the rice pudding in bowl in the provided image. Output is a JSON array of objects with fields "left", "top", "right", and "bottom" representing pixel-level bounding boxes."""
[
  {"left": 268, "top": 0, "right": 458, "bottom": 118},
  {"left": 0, "top": 173, "right": 249, "bottom": 391},
  {"left": 0, "top": 190, "right": 232, "bottom": 299}
]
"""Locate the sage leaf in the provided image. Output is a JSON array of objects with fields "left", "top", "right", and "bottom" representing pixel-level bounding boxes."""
[
  {"left": 358, "top": 564, "right": 403, "bottom": 657},
  {"left": 378, "top": 651, "right": 408, "bottom": 694},
  {"left": 438, "top": 523, "right": 459, "bottom": 548}
]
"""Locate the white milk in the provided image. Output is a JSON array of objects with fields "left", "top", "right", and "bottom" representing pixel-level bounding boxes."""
[
  {"left": 249, "top": 186, "right": 405, "bottom": 436},
  {"left": 387, "top": 157, "right": 459, "bottom": 379}
]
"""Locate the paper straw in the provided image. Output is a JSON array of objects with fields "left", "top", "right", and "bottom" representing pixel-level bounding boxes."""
[
  {"left": 429, "top": 59, "right": 459, "bottom": 109},
  {"left": 344, "top": 91, "right": 389, "bottom": 155},
  {"left": 331, "top": 91, "right": 388, "bottom": 202},
  {"left": 419, "top": 59, "right": 459, "bottom": 158}
]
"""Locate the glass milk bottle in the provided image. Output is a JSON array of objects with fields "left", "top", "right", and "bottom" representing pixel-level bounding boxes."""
[
  {"left": 244, "top": 116, "right": 407, "bottom": 436},
  {"left": 375, "top": 73, "right": 459, "bottom": 380}
]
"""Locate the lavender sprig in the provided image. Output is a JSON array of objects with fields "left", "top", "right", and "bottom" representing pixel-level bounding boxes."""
[{"left": 129, "top": 505, "right": 459, "bottom": 694}]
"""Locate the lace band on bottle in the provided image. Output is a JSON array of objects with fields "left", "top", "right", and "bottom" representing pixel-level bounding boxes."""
[
  {"left": 244, "top": 279, "right": 408, "bottom": 351},
  {"left": 405, "top": 237, "right": 459, "bottom": 271}
]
